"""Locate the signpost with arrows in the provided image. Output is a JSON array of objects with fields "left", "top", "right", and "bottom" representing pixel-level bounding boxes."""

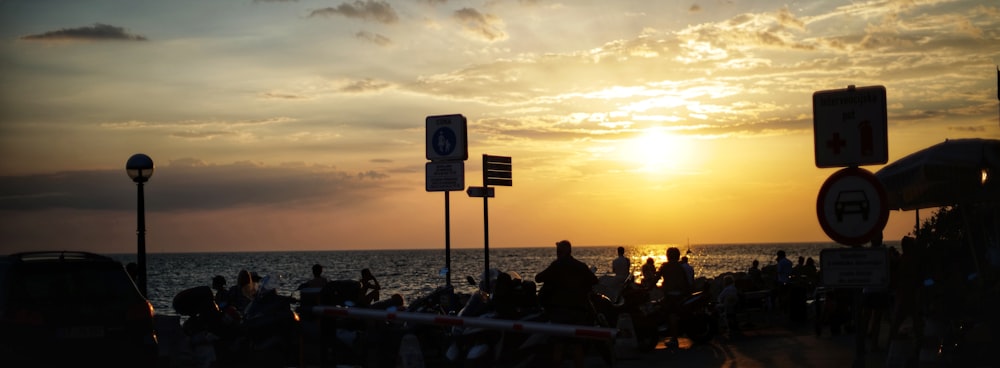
[{"left": 469, "top": 154, "right": 512, "bottom": 292}]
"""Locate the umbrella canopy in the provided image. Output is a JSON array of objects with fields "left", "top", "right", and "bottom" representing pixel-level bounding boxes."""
[{"left": 875, "top": 138, "right": 1000, "bottom": 211}]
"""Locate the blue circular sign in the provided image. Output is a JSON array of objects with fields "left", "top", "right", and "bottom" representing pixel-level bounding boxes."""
[{"left": 432, "top": 127, "right": 457, "bottom": 156}]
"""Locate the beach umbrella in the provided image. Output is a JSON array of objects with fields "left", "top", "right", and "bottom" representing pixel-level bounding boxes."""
[{"left": 874, "top": 138, "right": 1000, "bottom": 211}]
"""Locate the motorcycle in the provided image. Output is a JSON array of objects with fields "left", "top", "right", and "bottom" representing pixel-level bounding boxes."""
[
  {"left": 173, "top": 276, "right": 301, "bottom": 368},
  {"left": 444, "top": 270, "right": 546, "bottom": 367},
  {"left": 592, "top": 275, "right": 718, "bottom": 352}
]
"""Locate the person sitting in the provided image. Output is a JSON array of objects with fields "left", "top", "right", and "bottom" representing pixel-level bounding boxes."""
[
  {"left": 360, "top": 268, "right": 381, "bottom": 307},
  {"left": 298, "top": 264, "right": 329, "bottom": 310},
  {"left": 211, "top": 275, "right": 229, "bottom": 306},
  {"left": 298, "top": 263, "right": 329, "bottom": 290},
  {"left": 612, "top": 246, "right": 631, "bottom": 284},
  {"left": 226, "top": 269, "right": 257, "bottom": 313}
]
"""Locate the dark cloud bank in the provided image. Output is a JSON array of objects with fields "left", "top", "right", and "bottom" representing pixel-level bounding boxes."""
[
  {"left": 20, "top": 23, "right": 147, "bottom": 41},
  {"left": 0, "top": 162, "right": 387, "bottom": 212}
]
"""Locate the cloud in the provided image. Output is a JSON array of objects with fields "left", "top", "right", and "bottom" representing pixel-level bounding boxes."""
[
  {"left": 20, "top": 23, "right": 148, "bottom": 41},
  {"left": 260, "top": 92, "right": 312, "bottom": 100},
  {"left": 100, "top": 117, "right": 297, "bottom": 142},
  {"left": 355, "top": 31, "right": 393, "bottom": 46},
  {"left": 0, "top": 160, "right": 389, "bottom": 212},
  {"left": 338, "top": 78, "right": 392, "bottom": 93},
  {"left": 309, "top": 0, "right": 399, "bottom": 24},
  {"left": 453, "top": 8, "right": 508, "bottom": 42}
]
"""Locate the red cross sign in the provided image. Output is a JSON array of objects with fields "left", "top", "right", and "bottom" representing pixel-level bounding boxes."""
[{"left": 813, "top": 85, "right": 888, "bottom": 168}]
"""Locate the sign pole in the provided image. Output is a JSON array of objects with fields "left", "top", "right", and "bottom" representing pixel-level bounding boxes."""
[
  {"left": 482, "top": 154, "right": 491, "bottom": 293},
  {"left": 424, "top": 113, "right": 467, "bottom": 292},
  {"left": 444, "top": 191, "right": 451, "bottom": 287}
]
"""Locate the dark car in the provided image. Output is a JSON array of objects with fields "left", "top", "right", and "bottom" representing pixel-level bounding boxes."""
[{"left": 0, "top": 251, "right": 158, "bottom": 367}]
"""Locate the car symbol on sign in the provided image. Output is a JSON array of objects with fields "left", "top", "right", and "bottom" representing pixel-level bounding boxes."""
[{"left": 835, "top": 190, "right": 869, "bottom": 222}]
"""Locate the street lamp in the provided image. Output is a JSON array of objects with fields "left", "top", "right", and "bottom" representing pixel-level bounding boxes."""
[{"left": 126, "top": 153, "right": 154, "bottom": 298}]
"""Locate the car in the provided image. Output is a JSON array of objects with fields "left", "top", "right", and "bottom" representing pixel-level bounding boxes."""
[{"left": 0, "top": 251, "right": 158, "bottom": 367}]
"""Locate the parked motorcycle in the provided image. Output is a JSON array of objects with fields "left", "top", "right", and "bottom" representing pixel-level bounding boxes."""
[
  {"left": 592, "top": 276, "right": 718, "bottom": 352},
  {"left": 173, "top": 276, "right": 301, "bottom": 368},
  {"left": 444, "top": 270, "right": 546, "bottom": 367}
]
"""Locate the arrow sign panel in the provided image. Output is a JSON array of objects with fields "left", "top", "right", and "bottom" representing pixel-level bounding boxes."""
[
  {"left": 484, "top": 155, "right": 512, "bottom": 186},
  {"left": 466, "top": 186, "right": 495, "bottom": 198}
]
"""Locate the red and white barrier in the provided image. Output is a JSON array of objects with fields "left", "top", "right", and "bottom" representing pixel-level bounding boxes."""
[{"left": 311, "top": 306, "right": 619, "bottom": 341}]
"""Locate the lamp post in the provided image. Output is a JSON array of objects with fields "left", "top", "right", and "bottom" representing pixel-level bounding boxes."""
[{"left": 126, "top": 153, "right": 154, "bottom": 298}]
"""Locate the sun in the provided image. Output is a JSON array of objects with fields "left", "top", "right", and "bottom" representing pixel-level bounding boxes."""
[{"left": 621, "top": 128, "right": 693, "bottom": 173}]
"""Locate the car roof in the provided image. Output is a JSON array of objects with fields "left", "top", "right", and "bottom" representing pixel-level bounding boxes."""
[{"left": 6, "top": 251, "right": 119, "bottom": 263}]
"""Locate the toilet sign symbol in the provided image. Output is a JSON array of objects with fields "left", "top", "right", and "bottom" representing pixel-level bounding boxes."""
[{"left": 425, "top": 114, "right": 468, "bottom": 161}]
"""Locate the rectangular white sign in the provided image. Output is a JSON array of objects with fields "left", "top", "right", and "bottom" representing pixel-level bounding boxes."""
[
  {"left": 425, "top": 161, "right": 464, "bottom": 192},
  {"left": 819, "top": 248, "right": 889, "bottom": 288},
  {"left": 813, "top": 85, "right": 888, "bottom": 168}
]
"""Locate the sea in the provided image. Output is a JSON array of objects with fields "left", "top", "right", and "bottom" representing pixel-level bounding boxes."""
[{"left": 108, "top": 242, "right": 888, "bottom": 318}]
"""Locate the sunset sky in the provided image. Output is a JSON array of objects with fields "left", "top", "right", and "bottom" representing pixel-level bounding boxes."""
[{"left": 1, "top": 0, "right": 998, "bottom": 254}]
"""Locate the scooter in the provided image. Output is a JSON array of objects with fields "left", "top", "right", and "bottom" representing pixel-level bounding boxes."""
[
  {"left": 593, "top": 278, "right": 717, "bottom": 352},
  {"left": 636, "top": 289, "right": 718, "bottom": 351},
  {"left": 444, "top": 270, "right": 545, "bottom": 367},
  {"left": 173, "top": 277, "right": 301, "bottom": 368}
]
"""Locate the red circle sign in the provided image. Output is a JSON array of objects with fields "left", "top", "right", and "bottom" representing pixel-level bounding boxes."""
[{"left": 816, "top": 167, "right": 889, "bottom": 246}]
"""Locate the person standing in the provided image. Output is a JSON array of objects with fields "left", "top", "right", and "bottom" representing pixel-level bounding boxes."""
[
  {"left": 776, "top": 251, "right": 793, "bottom": 285},
  {"left": 641, "top": 257, "right": 658, "bottom": 289},
  {"left": 658, "top": 247, "right": 691, "bottom": 349},
  {"left": 717, "top": 275, "right": 740, "bottom": 332},
  {"left": 775, "top": 250, "right": 793, "bottom": 313},
  {"left": 612, "top": 246, "right": 631, "bottom": 282},
  {"left": 747, "top": 259, "right": 763, "bottom": 290},
  {"left": 680, "top": 256, "right": 695, "bottom": 286},
  {"left": 536, "top": 240, "right": 598, "bottom": 368}
]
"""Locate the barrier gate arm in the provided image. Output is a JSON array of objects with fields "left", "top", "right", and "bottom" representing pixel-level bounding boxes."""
[{"left": 311, "top": 306, "right": 619, "bottom": 341}]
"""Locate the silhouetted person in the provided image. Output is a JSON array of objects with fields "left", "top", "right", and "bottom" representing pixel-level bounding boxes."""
[
  {"left": 226, "top": 269, "right": 257, "bottom": 313},
  {"left": 680, "top": 255, "right": 694, "bottom": 286},
  {"left": 747, "top": 259, "right": 763, "bottom": 290},
  {"left": 298, "top": 264, "right": 328, "bottom": 290},
  {"left": 775, "top": 250, "right": 793, "bottom": 311},
  {"left": 360, "top": 268, "right": 381, "bottom": 307},
  {"left": 718, "top": 275, "right": 740, "bottom": 332},
  {"left": 889, "top": 236, "right": 924, "bottom": 359},
  {"left": 641, "top": 257, "right": 658, "bottom": 289},
  {"left": 536, "top": 240, "right": 598, "bottom": 368},
  {"left": 657, "top": 247, "right": 691, "bottom": 349},
  {"left": 862, "top": 233, "right": 889, "bottom": 351},
  {"left": 612, "top": 246, "right": 630, "bottom": 282},
  {"left": 211, "top": 275, "right": 229, "bottom": 305}
]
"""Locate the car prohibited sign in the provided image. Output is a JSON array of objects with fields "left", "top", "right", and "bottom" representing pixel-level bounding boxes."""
[{"left": 816, "top": 167, "right": 889, "bottom": 246}]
